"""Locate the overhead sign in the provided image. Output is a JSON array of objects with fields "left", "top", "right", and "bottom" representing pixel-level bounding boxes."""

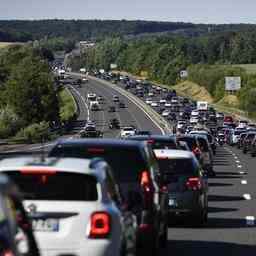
[
  {"left": 225, "top": 77, "right": 241, "bottom": 91},
  {"left": 110, "top": 63, "right": 118, "bottom": 69},
  {"left": 180, "top": 70, "right": 188, "bottom": 78}
]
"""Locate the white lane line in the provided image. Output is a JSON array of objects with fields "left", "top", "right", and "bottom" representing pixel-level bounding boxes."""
[
  {"left": 239, "top": 171, "right": 247, "bottom": 175},
  {"left": 237, "top": 165, "right": 243, "bottom": 168},
  {"left": 234, "top": 156, "right": 238, "bottom": 159},
  {"left": 246, "top": 216, "right": 255, "bottom": 226},
  {"left": 236, "top": 160, "right": 241, "bottom": 163},
  {"left": 243, "top": 194, "right": 252, "bottom": 200},
  {"left": 69, "top": 85, "right": 90, "bottom": 121},
  {"left": 241, "top": 180, "right": 247, "bottom": 184}
]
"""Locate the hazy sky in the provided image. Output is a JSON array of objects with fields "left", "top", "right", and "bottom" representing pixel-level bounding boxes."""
[{"left": 1, "top": 0, "right": 256, "bottom": 24}]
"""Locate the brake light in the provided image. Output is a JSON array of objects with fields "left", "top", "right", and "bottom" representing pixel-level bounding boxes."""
[
  {"left": 147, "top": 139, "right": 155, "bottom": 144},
  {"left": 89, "top": 212, "right": 111, "bottom": 238},
  {"left": 20, "top": 167, "right": 57, "bottom": 175},
  {"left": 87, "top": 148, "right": 105, "bottom": 153},
  {"left": 192, "top": 147, "right": 201, "bottom": 155},
  {"left": 186, "top": 177, "right": 202, "bottom": 191},
  {"left": 140, "top": 170, "right": 150, "bottom": 187},
  {"left": 3, "top": 251, "right": 14, "bottom": 256}
]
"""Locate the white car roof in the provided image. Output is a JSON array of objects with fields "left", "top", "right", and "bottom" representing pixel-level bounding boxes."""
[
  {"left": 0, "top": 157, "right": 106, "bottom": 181},
  {"left": 154, "top": 149, "right": 194, "bottom": 159}
]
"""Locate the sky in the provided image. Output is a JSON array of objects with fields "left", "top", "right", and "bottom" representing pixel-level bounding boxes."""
[{"left": 1, "top": 0, "right": 256, "bottom": 24}]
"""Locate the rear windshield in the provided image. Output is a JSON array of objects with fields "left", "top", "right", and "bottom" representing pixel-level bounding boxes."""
[
  {"left": 150, "top": 140, "right": 178, "bottom": 150},
  {"left": 50, "top": 146, "right": 146, "bottom": 182},
  {"left": 157, "top": 158, "right": 198, "bottom": 177},
  {"left": 177, "top": 137, "right": 197, "bottom": 150},
  {"left": 4, "top": 172, "right": 98, "bottom": 201}
]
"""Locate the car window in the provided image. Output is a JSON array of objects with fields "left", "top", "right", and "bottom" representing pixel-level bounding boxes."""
[
  {"left": 157, "top": 158, "right": 198, "bottom": 178},
  {"left": 4, "top": 172, "right": 98, "bottom": 201},
  {"left": 50, "top": 146, "right": 147, "bottom": 183}
]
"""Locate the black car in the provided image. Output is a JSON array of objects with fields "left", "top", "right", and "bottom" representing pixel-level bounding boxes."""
[
  {"left": 0, "top": 175, "right": 40, "bottom": 256},
  {"left": 119, "top": 102, "right": 126, "bottom": 108},
  {"left": 49, "top": 139, "right": 168, "bottom": 255},
  {"left": 80, "top": 126, "right": 103, "bottom": 138},
  {"left": 154, "top": 150, "right": 208, "bottom": 226},
  {"left": 127, "top": 135, "right": 181, "bottom": 150},
  {"left": 109, "top": 118, "right": 121, "bottom": 129}
]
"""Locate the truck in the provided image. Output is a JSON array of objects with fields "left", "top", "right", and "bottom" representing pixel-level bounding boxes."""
[{"left": 197, "top": 101, "right": 208, "bottom": 111}]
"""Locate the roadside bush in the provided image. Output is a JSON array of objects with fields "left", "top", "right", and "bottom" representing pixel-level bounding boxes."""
[{"left": 14, "top": 121, "right": 50, "bottom": 143}]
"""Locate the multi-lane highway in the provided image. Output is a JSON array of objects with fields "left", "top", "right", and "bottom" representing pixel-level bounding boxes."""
[
  {"left": 66, "top": 76, "right": 256, "bottom": 255},
  {"left": 1, "top": 75, "right": 256, "bottom": 255}
]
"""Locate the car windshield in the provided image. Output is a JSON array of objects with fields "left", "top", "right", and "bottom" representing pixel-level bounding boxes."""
[
  {"left": 157, "top": 158, "right": 197, "bottom": 177},
  {"left": 50, "top": 146, "right": 146, "bottom": 182},
  {"left": 4, "top": 172, "right": 98, "bottom": 201}
]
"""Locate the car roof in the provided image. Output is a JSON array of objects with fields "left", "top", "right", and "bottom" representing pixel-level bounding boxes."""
[
  {"left": 154, "top": 149, "right": 194, "bottom": 159},
  {"left": 0, "top": 157, "right": 107, "bottom": 181},
  {"left": 128, "top": 135, "right": 176, "bottom": 141},
  {"left": 55, "top": 138, "right": 145, "bottom": 148}
]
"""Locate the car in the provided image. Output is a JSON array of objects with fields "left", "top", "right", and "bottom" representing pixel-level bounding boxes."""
[
  {"left": 82, "top": 77, "right": 89, "bottom": 83},
  {"left": 135, "top": 130, "right": 152, "bottom": 136},
  {"left": 80, "top": 126, "right": 103, "bottom": 138},
  {"left": 145, "top": 98, "right": 153, "bottom": 105},
  {"left": 97, "top": 96, "right": 104, "bottom": 103},
  {"left": 223, "top": 115, "right": 234, "bottom": 126},
  {"left": 159, "top": 99, "right": 167, "bottom": 105},
  {"left": 119, "top": 101, "right": 126, "bottom": 108},
  {"left": 164, "top": 102, "right": 171, "bottom": 108},
  {"left": 49, "top": 139, "right": 168, "bottom": 255},
  {"left": 87, "top": 93, "right": 97, "bottom": 101},
  {"left": 113, "top": 95, "right": 119, "bottom": 102},
  {"left": 120, "top": 126, "right": 136, "bottom": 138},
  {"left": 0, "top": 174, "right": 40, "bottom": 256},
  {"left": 230, "top": 129, "right": 247, "bottom": 146},
  {"left": 242, "top": 132, "right": 256, "bottom": 154},
  {"left": 177, "top": 120, "right": 187, "bottom": 130},
  {"left": 127, "top": 135, "right": 181, "bottom": 150},
  {"left": 190, "top": 117, "right": 198, "bottom": 124},
  {"left": 250, "top": 137, "right": 256, "bottom": 157},
  {"left": 154, "top": 149, "right": 208, "bottom": 226},
  {"left": 90, "top": 101, "right": 100, "bottom": 111},
  {"left": 151, "top": 101, "right": 159, "bottom": 108},
  {"left": 237, "top": 120, "right": 248, "bottom": 129},
  {"left": 148, "top": 92, "right": 154, "bottom": 97},
  {"left": 108, "top": 106, "right": 116, "bottom": 113},
  {"left": 162, "top": 110, "right": 170, "bottom": 117},
  {"left": 109, "top": 118, "right": 121, "bottom": 129},
  {"left": 0, "top": 157, "right": 134, "bottom": 256}
]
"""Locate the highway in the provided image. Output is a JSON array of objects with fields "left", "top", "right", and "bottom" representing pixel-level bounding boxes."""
[
  {"left": 70, "top": 77, "right": 256, "bottom": 255},
  {"left": 1, "top": 75, "right": 256, "bottom": 255}
]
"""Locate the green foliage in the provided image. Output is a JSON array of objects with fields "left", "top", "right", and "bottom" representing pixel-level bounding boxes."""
[
  {"left": 4, "top": 55, "right": 59, "bottom": 125},
  {"left": 14, "top": 121, "right": 50, "bottom": 143},
  {"left": 58, "top": 88, "right": 76, "bottom": 122}
]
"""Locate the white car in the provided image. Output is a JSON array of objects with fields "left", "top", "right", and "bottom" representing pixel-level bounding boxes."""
[
  {"left": 191, "top": 110, "right": 199, "bottom": 117},
  {"left": 237, "top": 120, "right": 248, "bottom": 129},
  {"left": 151, "top": 101, "right": 159, "bottom": 107},
  {"left": 190, "top": 117, "right": 198, "bottom": 124},
  {"left": 148, "top": 92, "right": 154, "bottom": 97},
  {"left": 162, "top": 110, "right": 170, "bottom": 117},
  {"left": 145, "top": 98, "right": 153, "bottom": 105},
  {"left": 87, "top": 93, "right": 97, "bottom": 101},
  {"left": 159, "top": 99, "right": 167, "bottom": 105},
  {"left": 120, "top": 126, "right": 136, "bottom": 138},
  {"left": 0, "top": 157, "right": 125, "bottom": 256},
  {"left": 164, "top": 102, "right": 171, "bottom": 108},
  {"left": 177, "top": 120, "right": 187, "bottom": 129}
]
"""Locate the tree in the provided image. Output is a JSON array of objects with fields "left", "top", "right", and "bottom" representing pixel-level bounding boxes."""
[{"left": 4, "top": 56, "right": 59, "bottom": 125}]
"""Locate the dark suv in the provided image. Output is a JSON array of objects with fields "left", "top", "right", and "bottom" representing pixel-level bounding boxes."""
[{"left": 49, "top": 139, "right": 168, "bottom": 255}]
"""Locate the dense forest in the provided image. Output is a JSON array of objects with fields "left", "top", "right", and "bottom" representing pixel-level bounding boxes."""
[
  {"left": 1, "top": 19, "right": 256, "bottom": 42},
  {"left": 69, "top": 31, "right": 256, "bottom": 117}
]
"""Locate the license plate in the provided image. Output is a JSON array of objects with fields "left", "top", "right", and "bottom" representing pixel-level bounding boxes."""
[
  {"left": 169, "top": 199, "right": 177, "bottom": 206},
  {"left": 32, "top": 219, "right": 59, "bottom": 232}
]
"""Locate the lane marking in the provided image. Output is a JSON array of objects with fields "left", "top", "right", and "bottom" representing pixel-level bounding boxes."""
[
  {"left": 239, "top": 171, "right": 247, "bottom": 175},
  {"left": 237, "top": 165, "right": 243, "bottom": 168},
  {"left": 241, "top": 180, "right": 247, "bottom": 184},
  {"left": 243, "top": 194, "right": 252, "bottom": 200},
  {"left": 236, "top": 160, "right": 240, "bottom": 163},
  {"left": 234, "top": 156, "right": 238, "bottom": 159},
  {"left": 246, "top": 216, "right": 255, "bottom": 226}
]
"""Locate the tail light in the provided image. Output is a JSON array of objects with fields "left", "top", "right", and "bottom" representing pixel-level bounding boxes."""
[
  {"left": 89, "top": 212, "right": 111, "bottom": 238},
  {"left": 3, "top": 251, "right": 14, "bottom": 256},
  {"left": 186, "top": 177, "right": 202, "bottom": 191},
  {"left": 140, "top": 170, "right": 154, "bottom": 206},
  {"left": 192, "top": 146, "right": 201, "bottom": 155}
]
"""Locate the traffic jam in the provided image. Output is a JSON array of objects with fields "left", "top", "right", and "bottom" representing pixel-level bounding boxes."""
[{"left": 0, "top": 71, "right": 256, "bottom": 256}]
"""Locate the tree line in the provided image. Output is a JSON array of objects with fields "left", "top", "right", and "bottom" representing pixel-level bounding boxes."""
[{"left": 69, "top": 31, "right": 256, "bottom": 117}]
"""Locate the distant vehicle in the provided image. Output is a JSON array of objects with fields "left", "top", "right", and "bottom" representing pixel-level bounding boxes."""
[
  {"left": 177, "top": 120, "right": 187, "bottom": 130},
  {"left": 0, "top": 157, "right": 131, "bottom": 256},
  {"left": 197, "top": 101, "right": 208, "bottom": 111},
  {"left": 109, "top": 118, "right": 121, "bottom": 129},
  {"left": 243, "top": 132, "right": 256, "bottom": 154},
  {"left": 135, "top": 130, "right": 151, "bottom": 136},
  {"left": 90, "top": 101, "right": 100, "bottom": 111},
  {"left": 113, "top": 95, "right": 119, "bottom": 102},
  {"left": 162, "top": 110, "right": 170, "bottom": 117},
  {"left": 154, "top": 149, "right": 208, "bottom": 226},
  {"left": 190, "top": 116, "right": 198, "bottom": 124},
  {"left": 82, "top": 77, "right": 89, "bottom": 83},
  {"left": 80, "top": 126, "right": 103, "bottom": 138},
  {"left": 119, "top": 101, "right": 126, "bottom": 108},
  {"left": 97, "top": 95, "right": 104, "bottom": 103},
  {"left": 108, "top": 106, "right": 116, "bottom": 113},
  {"left": 223, "top": 115, "right": 234, "bottom": 125},
  {"left": 237, "top": 120, "right": 248, "bottom": 129},
  {"left": 151, "top": 101, "right": 159, "bottom": 107},
  {"left": 164, "top": 102, "right": 171, "bottom": 108},
  {"left": 87, "top": 93, "right": 97, "bottom": 101},
  {"left": 120, "top": 126, "right": 136, "bottom": 138},
  {"left": 145, "top": 98, "right": 153, "bottom": 105},
  {"left": 0, "top": 174, "right": 40, "bottom": 256}
]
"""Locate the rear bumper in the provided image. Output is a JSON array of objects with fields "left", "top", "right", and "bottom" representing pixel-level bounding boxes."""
[{"left": 39, "top": 240, "right": 119, "bottom": 256}]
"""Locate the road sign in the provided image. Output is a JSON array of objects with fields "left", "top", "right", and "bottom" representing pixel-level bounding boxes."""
[
  {"left": 110, "top": 63, "right": 118, "bottom": 69},
  {"left": 180, "top": 70, "right": 188, "bottom": 78},
  {"left": 225, "top": 77, "right": 241, "bottom": 91}
]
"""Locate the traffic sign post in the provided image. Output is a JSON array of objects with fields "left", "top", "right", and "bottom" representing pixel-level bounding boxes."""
[{"left": 225, "top": 77, "right": 241, "bottom": 92}]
